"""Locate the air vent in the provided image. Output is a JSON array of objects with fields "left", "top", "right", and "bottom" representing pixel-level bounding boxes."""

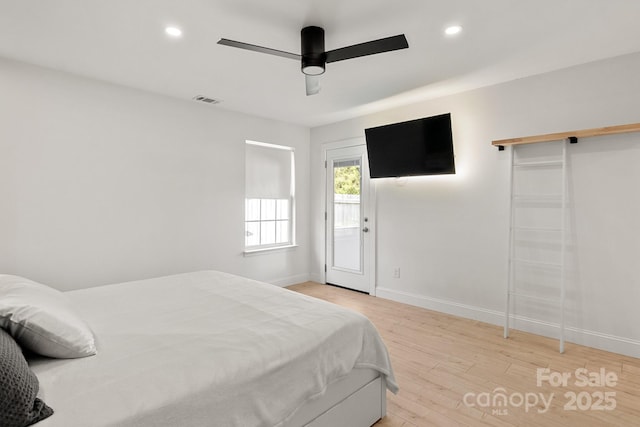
[{"left": 192, "top": 95, "right": 222, "bottom": 105}]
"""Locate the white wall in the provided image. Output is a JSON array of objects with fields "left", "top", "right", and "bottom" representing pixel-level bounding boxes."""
[
  {"left": 310, "top": 52, "right": 640, "bottom": 357},
  {"left": 0, "top": 58, "right": 310, "bottom": 290}
]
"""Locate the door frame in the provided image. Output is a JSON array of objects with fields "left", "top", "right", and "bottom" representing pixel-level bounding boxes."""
[{"left": 322, "top": 137, "right": 377, "bottom": 295}]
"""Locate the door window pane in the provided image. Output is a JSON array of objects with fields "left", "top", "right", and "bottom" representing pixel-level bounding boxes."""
[{"left": 332, "top": 160, "right": 361, "bottom": 271}]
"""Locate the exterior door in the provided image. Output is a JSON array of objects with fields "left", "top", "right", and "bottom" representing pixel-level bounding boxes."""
[{"left": 325, "top": 143, "right": 372, "bottom": 293}]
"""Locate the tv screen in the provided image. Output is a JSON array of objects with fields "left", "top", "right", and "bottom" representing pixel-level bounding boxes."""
[{"left": 364, "top": 113, "right": 455, "bottom": 178}]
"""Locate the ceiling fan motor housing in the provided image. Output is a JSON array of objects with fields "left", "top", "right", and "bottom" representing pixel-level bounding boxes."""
[{"left": 301, "top": 26, "right": 326, "bottom": 75}]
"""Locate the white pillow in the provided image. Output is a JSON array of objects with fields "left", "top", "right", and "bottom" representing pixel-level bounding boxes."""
[{"left": 0, "top": 274, "right": 97, "bottom": 358}]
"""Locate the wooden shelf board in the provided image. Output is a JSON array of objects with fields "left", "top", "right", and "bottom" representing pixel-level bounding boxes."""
[{"left": 492, "top": 122, "right": 640, "bottom": 147}]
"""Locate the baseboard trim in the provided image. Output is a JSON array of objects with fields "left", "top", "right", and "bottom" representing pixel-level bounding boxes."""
[
  {"left": 375, "top": 287, "right": 640, "bottom": 359},
  {"left": 269, "top": 273, "right": 312, "bottom": 288},
  {"left": 309, "top": 273, "right": 325, "bottom": 284}
]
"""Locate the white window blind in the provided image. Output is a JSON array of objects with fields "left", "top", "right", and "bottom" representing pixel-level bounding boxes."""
[{"left": 245, "top": 141, "right": 293, "bottom": 199}]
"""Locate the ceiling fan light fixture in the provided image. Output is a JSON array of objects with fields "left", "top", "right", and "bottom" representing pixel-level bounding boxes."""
[{"left": 302, "top": 62, "right": 325, "bottom": 76}]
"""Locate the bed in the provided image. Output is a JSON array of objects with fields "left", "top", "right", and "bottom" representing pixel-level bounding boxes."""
[{"left": 19, "top": 270, "right": 398, "bottom": 426}]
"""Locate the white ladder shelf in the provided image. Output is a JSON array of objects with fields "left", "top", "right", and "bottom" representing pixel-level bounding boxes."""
[
  {"left": 495, "top": 121, "right": 640, "bottom": 354},
  {"left": 503, "top": 139, "right": 569, "bottom": 353}
]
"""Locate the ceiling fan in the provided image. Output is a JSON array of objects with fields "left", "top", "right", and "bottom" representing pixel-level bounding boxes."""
[{"left": 218, "top": 26, "right": 409, "bottom": 95}]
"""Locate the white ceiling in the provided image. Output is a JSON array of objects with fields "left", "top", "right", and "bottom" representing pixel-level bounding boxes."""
[{"left": 2, "top": 0, "right": 640, "bottom": 127}]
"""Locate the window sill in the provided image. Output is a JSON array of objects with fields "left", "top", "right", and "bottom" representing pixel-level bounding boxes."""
[{"left": 243, "top": 244, "right": 298, "bottom": 257}]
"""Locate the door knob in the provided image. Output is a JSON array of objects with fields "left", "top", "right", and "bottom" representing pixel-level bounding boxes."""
[{"left": 362, "top": 227, "right": 369, "bottom": 233}]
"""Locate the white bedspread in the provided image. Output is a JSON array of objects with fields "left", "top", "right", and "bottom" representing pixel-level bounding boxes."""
[{"left": 29, "top": 271, "right": 397, "bottom": 427}]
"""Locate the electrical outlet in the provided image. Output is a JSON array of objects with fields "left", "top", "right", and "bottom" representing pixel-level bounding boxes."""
[{"left": 393, "top": 268, "right": 400, "bottom": 278}]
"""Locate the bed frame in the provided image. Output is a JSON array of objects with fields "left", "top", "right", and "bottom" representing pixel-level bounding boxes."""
[{"left": 284, "top": 368, "right": 387, "bottom": 427}]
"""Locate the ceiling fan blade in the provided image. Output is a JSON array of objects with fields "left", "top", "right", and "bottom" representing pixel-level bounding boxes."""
[
  {"left": 325, "top": 34, "right": 408, "bottom": 63},
  {"left": 305, "top": 75, "right": 321, "bottom": 96},
  {"left": 217, "top": 38, "right": 300, "bottom": 61}
]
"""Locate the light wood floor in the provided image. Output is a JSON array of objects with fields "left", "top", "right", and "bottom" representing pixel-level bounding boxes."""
[{"left": 287, "top": 282, "right": 640, "bottom": 427}]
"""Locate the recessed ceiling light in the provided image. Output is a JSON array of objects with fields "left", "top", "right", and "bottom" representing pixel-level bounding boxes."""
[
  {"left": 445, "top": 25, "right": 463, "bottom": 36},
  {"left": 165, "top": 27, "right": 183, "bottom": 37}
]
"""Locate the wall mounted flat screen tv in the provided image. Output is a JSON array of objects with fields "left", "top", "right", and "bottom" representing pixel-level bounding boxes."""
[{"left": 364, "top": 113, "right": 455, "bottom": 178}]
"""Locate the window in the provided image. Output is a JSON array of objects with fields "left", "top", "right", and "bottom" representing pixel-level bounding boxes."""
[{"left": 245, "top": 140, "right": 295, "bottom": 250}]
